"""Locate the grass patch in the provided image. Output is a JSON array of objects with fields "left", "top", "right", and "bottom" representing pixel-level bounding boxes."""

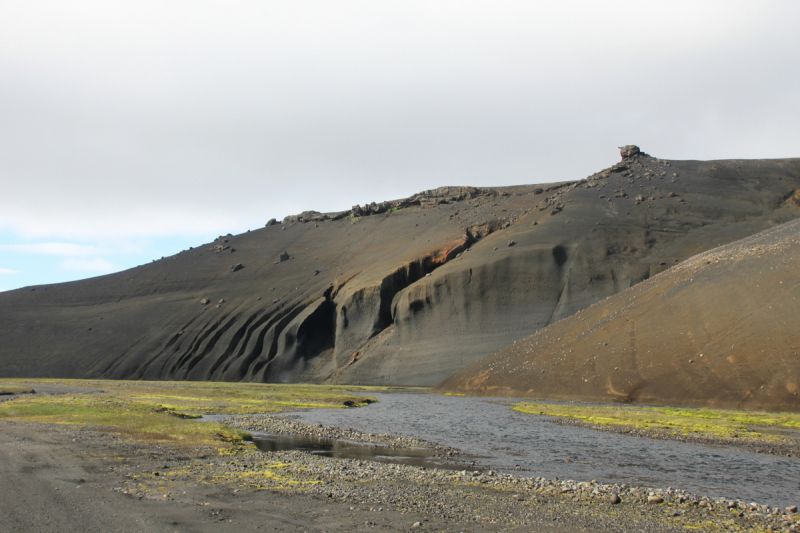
[
  {"left": 512, "top": 402, "right": 800, "bottom": 442},
  {"left": 0, "top": 379, "right": 395, "bottom": 447},
  {"left": 0, "top": 384, "right": 35, "bottom": 395},
  {"left": 0, "top": 395, "right": 250, "bottom": 446}
]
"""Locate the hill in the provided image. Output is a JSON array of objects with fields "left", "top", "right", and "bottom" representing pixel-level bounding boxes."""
[
  {"left": 1, "top": 146, "right": 799, "bottom": 387},
  {"left": 433, "top": 217, "right": 800, "bottom": 411}
]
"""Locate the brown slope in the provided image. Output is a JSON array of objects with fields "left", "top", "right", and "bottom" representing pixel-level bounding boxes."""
[
  {"left": 1, "top": 147, "right": 799, "bottom": 386},
  {"left": 433, "top": 217, "right": 800, "bottom": 411}
]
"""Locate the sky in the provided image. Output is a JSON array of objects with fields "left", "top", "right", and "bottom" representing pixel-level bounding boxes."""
[{"left": 1, "top": 1, "right": 799, "bottom": 291}]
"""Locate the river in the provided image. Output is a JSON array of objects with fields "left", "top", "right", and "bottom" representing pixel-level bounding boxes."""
[{"left": 290, "top": 392, "right": 800, "bottom": 508}]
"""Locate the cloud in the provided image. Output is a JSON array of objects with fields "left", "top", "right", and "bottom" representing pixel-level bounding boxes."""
[
  {"left": 0, "top": 242, "right": 109, "bottom": 256},
  {"left": 1, "top": 1, "right": 799, "bottom": 292},
  {"left": 59, "top": 257, "right": 119, "bottom": 273},
  {"left": 0, "top": 268, "right": 19, "bottom": 275}
]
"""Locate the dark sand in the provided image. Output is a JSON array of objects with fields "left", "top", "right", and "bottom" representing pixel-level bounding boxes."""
[{"left": 5, "top": 417, "right": 797, "bottom": 533}]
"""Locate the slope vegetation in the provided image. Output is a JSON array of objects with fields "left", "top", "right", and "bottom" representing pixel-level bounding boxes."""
[{"left": 1, "top": 147, "right": 799, "bottom": 387}]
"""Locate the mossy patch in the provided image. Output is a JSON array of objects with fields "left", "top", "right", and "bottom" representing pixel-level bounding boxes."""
[
  {"left": 0, "top": 379, "right": 397, "bottom": 447},
  {"left": 513, "top": 401, "right": 800, "bottom": 443},
  {"left": 0, "top": 384, "right": 35, "bottom": 395}
]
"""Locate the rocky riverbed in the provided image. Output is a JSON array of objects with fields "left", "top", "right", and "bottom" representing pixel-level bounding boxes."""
[
  {"left": 218, "top": 413, "right": 453, "bottom": 451},
  {"left": 208, "top": 413, "right": 800, "bottom": 532},
  {"left": 1, "top": 415, "right": 799, "bottom": 532}
]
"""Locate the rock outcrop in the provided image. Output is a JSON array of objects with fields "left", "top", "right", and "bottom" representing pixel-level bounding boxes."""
[{"left": 619, "top": 145, "right": 641, "bottom": 158}]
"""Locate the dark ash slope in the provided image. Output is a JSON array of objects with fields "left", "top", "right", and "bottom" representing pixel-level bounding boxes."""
[
  {"left": 1, "top": 147, "right": 799, "bottom": 387},
  {"left": 434, "top": 217, "right": 800, "bottom": 411}
]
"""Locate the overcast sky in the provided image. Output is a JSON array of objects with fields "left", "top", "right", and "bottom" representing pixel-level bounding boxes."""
[{"left": 2, "top": 1, "right": 799, "bottom": 291}]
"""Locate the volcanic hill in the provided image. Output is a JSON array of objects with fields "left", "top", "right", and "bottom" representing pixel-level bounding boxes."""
[
  {"left": 1, "top": 147, "right": 799, "bottom": 389},
  {"left": 433, "top": 216, "right": 800, "bottom": 411}
]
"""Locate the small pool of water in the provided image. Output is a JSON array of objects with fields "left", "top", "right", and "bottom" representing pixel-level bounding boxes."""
[{"left": 252, "top": 434, "right": 478, "bottom": 471}]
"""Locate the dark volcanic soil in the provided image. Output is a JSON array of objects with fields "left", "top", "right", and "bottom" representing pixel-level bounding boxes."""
[
  {"left": 2, "top": 148, "right": 799, "bottom": 389},
  {"left": 434, "top": 216, "right": 800, "bottom": 411},
  {"left": 3, "top": 418, "right": 796, "bottom": 533}
]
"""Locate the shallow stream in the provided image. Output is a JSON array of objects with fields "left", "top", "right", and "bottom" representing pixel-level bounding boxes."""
[{"left": 289, "top": 392, "right": 800, "bottom": 508}]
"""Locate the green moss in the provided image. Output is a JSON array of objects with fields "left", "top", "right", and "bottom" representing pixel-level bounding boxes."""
[
  {"left": 0, "top": 384, "right": 35, "bottom": 395},
  {"left": 512, "top": 402, "right": 800, "bottom": 443},
  {"left": 0, "top": 379, "right": 407, "bottom": 447}
]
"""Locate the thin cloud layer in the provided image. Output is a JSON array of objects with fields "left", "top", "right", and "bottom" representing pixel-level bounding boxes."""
[
  {"left": 0, "top": 243, "right": 112, "bottom": 257},
  {"left": 1, "top": 1, "right": 799, "bottom": 289},
  {"left": 59, "top": 257, "right": 119, "bottom": 273}
]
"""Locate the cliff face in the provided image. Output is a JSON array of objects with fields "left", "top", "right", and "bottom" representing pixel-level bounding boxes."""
[
  {"left": 2, "top": 148, "right": 799, "bottom": 388},
  {"left": 433, "top": 217, "right": 800, "bottom": 412}
]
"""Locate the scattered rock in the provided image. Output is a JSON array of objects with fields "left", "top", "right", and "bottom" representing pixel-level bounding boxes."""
[
  {"left": 279, "top": 251, "right": 290, "bottom": 262},
  {"left": 266, "top": 219, "right": 278, "bottom": 226},
  {"left": 507, "top": 240, "right": 516, "bottom": 247},
  {"left": 218, "top": 299, "right": 225, "bottom": 304},
  {"left": 648, "top": 495, "right": 664, "bottom": 504},
  {"left": 230, "top": 263, "right": 243, "bottom": 272},
  {"left": 200, "top": 298, "right": 210, "bottom": 305},
  {"left": 609, "top": 494, "right": 621, "bottom": 504}
]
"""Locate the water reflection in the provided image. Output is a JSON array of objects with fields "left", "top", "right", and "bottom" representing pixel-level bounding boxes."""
[{"left": 253, "top": 433, "right": 475, "bottom": 471}]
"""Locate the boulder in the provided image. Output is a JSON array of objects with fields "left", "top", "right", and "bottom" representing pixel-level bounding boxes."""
[
  {"left": 279, "top": 251, "right": 290, "bottom": 262},
  {"left": 619, "top": 145, "right": 641, "bottom": 159},
  {"left": 265, "top": 218, "right": 278, "bottom": 226}
]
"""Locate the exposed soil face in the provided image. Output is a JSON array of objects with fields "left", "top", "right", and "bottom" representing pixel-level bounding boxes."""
[
  {"left": 2, "top": 150, "right": 799, "bottom": 389},
  {"left": 435, "top": 216, "right": 800, "bottom": 411},
  {"left": 3, "top": 419, "right": 796, "bottom": 533}
]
